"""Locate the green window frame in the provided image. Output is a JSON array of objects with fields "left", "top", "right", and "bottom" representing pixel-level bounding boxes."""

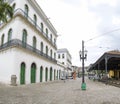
[
  {"left": 8, "top": 28, "right": 12, "bottom": 42},
  {"left": 33, "top": 36, "right": 36, "bottom": 49},
  {"left": 46, "top": 46, "right": 48, "bottom": 55},
  {"left": 46, "top": 28, "right": 48, "bottom": 37},
  {"left": 34, "top": 14, "right": 37, "bottom": 26},
  {"left": 41, "top": 42, "right": 43, "bottom": 53},
  {"left": 25, "top": 4, "right": 29, "bottom": 18},
  {"left": 41, "top": 22, "right": 44, "bottom": 32},
  {"left": 22, "top": 29, "right": 27, "bottom": 47}
]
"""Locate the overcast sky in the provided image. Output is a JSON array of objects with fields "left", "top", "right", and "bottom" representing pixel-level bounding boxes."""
[{"left": 36, "top": 0, "right": 120, "bottom": 66}]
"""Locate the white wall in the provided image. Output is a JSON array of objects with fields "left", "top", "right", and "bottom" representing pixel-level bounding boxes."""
[
  {"left": 0, "top": 0, "right": 63, "bottom": 85},
  {"left": 0, "top": 48, "right": 15, "bottom": 84}
]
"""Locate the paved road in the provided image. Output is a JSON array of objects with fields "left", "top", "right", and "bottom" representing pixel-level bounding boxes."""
[{"left": 0, "top": 78, "right": 120, "bottom": 104}]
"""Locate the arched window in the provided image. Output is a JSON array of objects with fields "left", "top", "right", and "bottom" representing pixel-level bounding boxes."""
[
  {"left": 24, "top": 4, "right": 29, "bottom": 18},
  {"left": 46, "top": 46, "right": 48, "bottom": 55},
  {"left": 41, "top": 22, "right": 44, "bottom": 32},
  {"left": 22, "top": 29, "right": 27, "bottom": 46},
  {"left": 33, "top": 14, "right": 37, "bottom": 26},
  {"left": 54, "top": 53, "right": 56, "bottom": 59},
  {"left": 62, "top": 54, "right": 64, "bottom": 58},
  {"left": 50, "top": 34, "right": 52, "bottom": 41},
  {"left": 20, "top": 62, "right": 26, "bottom": 84},
  {"left": 58, "top": 54, "right": 60, "bottom": 59},
  {"left": 50, "top": 49, "right": 52, "bottom": 57},
  {"left": 1, "top": 34, "right": 4, "bottom": 45},
  {"left": 8, "top": 28, "right": 12, "bottom": 42},
  {"left": 46, "top": 28, "right": 48, "bottom": 37},
  {"left": 41, "top": 42, "right": 44, "bottom": 53},
  {"left": 54, "top": 38, "right": 56, "bottom": 45},
  {"left": 33, "top": 36, "right": 36, "bottom": 49},
  {"left": 12, "top": 3, "right": 16, "bottom": 11}
]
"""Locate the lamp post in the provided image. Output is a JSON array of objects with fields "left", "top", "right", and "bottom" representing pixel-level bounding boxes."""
[{"left": 79, "top": 40, "right": 87, "bottom": 90}]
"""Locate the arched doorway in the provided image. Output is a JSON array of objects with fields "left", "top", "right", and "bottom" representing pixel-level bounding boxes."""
[
  {"left": 31, "top": 63, "right": 36, "bottom": 83},
  {"left": 59, "top": 70, "right": 61, "bottom": 79},
  {"left": 45, "top": 67, "right": 48, "bottom": 81},
  {"left": 40, "top": 66, "right": 43, "bottom": 82},
  {"left": 20, "top": 62, "right": 25, "bottom": 85},
  {"left": 57, "top": 70, "right": 58, "bottom": 80},
  {"left": 50, "top": 67, "right": 52, "bottom": 81},
  {"left": 54, "top": 69, "right": 56, "bottom": 80}
]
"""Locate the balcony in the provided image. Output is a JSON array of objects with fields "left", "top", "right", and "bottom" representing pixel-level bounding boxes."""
[
  {"left": 0, "top": 8, "right": 57, "bottom": 49},
  {"left": 0, "top": 39, "right": 57, "bottom": 63}
]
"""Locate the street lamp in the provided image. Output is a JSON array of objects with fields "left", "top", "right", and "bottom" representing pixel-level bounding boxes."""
[{"left": 79, "top": 40, "right": 87, "bottom": 90}]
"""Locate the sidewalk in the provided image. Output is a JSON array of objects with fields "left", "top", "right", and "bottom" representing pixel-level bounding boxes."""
[{"left": 0, "top": 78, "right": 120, "bottom": 104}]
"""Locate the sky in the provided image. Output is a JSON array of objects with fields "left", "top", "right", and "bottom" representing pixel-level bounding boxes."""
[{"left": 36, "top": 0, "right": 120, "bottom": 67}]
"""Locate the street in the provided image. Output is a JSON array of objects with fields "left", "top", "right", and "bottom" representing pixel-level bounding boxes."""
[{"left": 0, "top": 78, "right": 120, "bottom": 104}]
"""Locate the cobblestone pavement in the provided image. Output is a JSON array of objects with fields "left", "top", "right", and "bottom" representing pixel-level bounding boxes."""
[{"left": 0, "top": 78, "right": 120, "bottom": 104}]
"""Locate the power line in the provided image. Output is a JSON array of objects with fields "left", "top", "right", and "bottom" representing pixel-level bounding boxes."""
[{"left": 85, "top": 28, "right": 120, "bottom": 43}]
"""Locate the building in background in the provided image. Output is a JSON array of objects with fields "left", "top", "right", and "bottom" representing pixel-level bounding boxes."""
[
  {"left": 0, "top": 0, "right": 65, "bottom": 85},
  {"left": 56, "top": 48, "right": 73, "bottom": 77}
]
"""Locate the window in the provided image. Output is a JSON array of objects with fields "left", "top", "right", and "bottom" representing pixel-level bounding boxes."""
[
  {"left": 54, "top": 38, "right": 56, "bottom": 45},
  {"left": 41, "top": 42, "right": 44, "bottom": 53},
  {"left": 24, "top": 4, "right": 29, "bottom": 18},
  {"left": 8, "top": 28, "right": 12, "bottom": 42},
  {"left": 62, "top": 54, "right": 64, "bottom": 58},
  {"left": 46, "top": 46, "right": 48, "bottom": 55},
  {"left": 58, "top": 54, "right": 60, "bottom": 59},
  {"left": 33, "top": 14, "right": 37, "bottom": 26},
  {"left": 50, "top": 34, "right": 52, "bottom": 41},
  {"left": 12, "top": 3, "right": 16, "bottom": 11},
  {"left": 22, "top": 29, "right": 27, "bottom": 45},
  {"left": 1, "top": 34, "right": 4, "bottom": 45},
  {"left": 50, "top": 49, "right": 52, "bottom": 57},
  {"left": 41, "top": 22, "right": 44, "bottom": 32},
  {"left": 33, "top": 36, "right": 36, "bottom": 49},
  {"left": 46, "top": 28, "right": 48, "bottom": 37},
  {"left": 54, "top": 52, "right": 56, "bottom": 59}
]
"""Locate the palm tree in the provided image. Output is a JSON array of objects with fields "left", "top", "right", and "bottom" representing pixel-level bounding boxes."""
[{"left": 0, "top": 0, "right": 13, "bottom": 23}]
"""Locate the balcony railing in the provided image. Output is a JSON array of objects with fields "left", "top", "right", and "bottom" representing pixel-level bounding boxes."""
[
  {"left": 0, "top": 39, "right": 57, "bottom": 63},
  {"left": 8, "top": 0, "right": 14, "bottom": 4},
  {"left": 0, "top": 8, "right": 57, "bottom": 49}
]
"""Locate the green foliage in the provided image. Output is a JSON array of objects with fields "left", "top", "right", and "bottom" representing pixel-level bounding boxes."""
[{"left": 0, "top": 0, "right": 13, "bottom": 22}]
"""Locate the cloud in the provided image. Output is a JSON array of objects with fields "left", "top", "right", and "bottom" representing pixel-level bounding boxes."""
[{"left": 36, "top": 0, "right": 120, "bottom": 66}]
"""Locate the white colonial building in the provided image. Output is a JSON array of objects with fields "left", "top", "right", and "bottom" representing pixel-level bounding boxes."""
[
  {"left": 0, "top": 0, "right": 65, "bottom": 85},
  {"left": 56, "top": 48, "right": 73, "bottom": 77}
]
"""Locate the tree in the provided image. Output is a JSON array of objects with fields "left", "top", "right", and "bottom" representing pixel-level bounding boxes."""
[{"left": 0, "top": 0, "right": 13, "bottom": 23}]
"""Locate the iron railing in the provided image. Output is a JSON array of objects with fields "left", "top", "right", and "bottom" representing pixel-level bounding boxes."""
[
  {"left": 0, "top": 8, "right": 57, "bottom": 49},
  {"left": 0, "top": 39, "right": 57, "bottom": 63}
]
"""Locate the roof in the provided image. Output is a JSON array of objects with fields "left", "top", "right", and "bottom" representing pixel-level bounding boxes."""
[{"left": 89, "top": 50, "right": 120, "bottom": 71}]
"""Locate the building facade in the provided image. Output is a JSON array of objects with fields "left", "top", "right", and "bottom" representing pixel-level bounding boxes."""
[
  {"left": 56, "top": 48, "right": 72, "bottom": 77},
  {"left": 0, "top": 0, "right": 64, "bottom": 85}
]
